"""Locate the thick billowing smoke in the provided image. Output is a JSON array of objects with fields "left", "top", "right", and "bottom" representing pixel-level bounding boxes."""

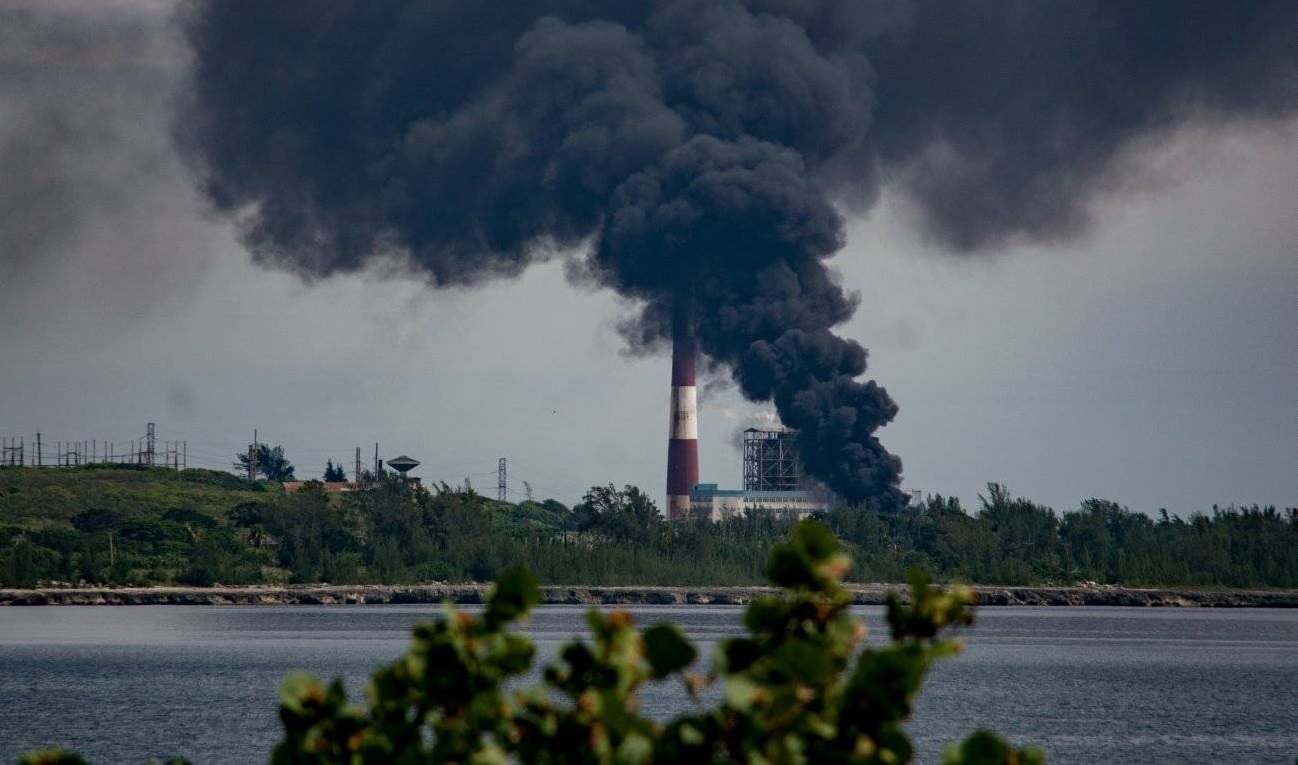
[{"left": 179, "top": 1, "right": 1298, "bottom": 506}]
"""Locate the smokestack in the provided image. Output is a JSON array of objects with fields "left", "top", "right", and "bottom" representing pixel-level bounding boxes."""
[{"left": 666, "top": 294, "right": 698, "bottom": 520}]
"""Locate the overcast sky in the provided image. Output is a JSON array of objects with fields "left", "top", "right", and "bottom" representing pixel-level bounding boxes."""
[{"left": 1, "top": 1, "right": 1295, "bottom": 515}]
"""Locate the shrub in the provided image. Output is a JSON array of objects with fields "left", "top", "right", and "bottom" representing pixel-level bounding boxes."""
[{"left": 270, "top": 521, "right": 1039, "bottom": 764}]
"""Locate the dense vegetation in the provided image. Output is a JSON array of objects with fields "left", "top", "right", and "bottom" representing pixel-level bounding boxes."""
[
  {"left": 1, "top": 465, "right": 1296, "bottom": 589},
  {"left": 23, "top": 522, "right": 1042, "bottom": 765}
]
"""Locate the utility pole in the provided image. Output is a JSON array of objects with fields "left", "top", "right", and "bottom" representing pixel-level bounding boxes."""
[
  {"left": 182, "top": 441, "right": 187, "bottom": 470},
  {"left": 355, "top": 447, "right": 362, "bottom": 486},
  {"left": 498, "top": 458, "right": 507, "bottom": 501},
  {"left": 248, "top": 429, "right": 258, "bottom": 481},
  {"left": 374, "top": 443, "right": 380, "bottom": 477},
  {"left": 35, "top": 432, "right": 41, "bottom": 467}
]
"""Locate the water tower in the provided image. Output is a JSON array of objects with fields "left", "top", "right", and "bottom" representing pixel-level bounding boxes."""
[{"left": 386, "top": 455, "right": 420, "bottom": 481}]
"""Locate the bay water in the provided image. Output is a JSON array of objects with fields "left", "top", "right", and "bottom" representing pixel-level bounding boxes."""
[{"left": 2, "top": 605, "right": 1296, "bottom": 763}]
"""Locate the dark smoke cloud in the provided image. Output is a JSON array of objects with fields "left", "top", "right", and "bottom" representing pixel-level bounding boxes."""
[
  {"left": 858, "top": 2, "right": 1298, "bottom": 250},
  {"left": 178, "top": 1, "right": 1298, "bottom": 505}
]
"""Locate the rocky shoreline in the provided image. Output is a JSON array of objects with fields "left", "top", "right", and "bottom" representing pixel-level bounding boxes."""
[{"left": 2, "top": 583, "right": 1297, "bottom": 607}]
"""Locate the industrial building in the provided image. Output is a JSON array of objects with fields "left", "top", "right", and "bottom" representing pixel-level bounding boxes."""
[
  {"left": 688, "top": 483, "right": 831, "bottom": 521},
  {"left": 686, "top": 428, "right": 831, "bottom": 521},
  {"left": 662, "top": 304, "right": 828, "bottom": 522}
]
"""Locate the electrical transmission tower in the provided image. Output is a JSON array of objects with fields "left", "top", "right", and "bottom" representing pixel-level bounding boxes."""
[
  {"left": 1, "top": 438, "right": 23, "bottom": 466},
  {"left": 145, "top": 422, "right": 156, "bottom": 467},
  {"left": 498, "top": 458, "right": 507, "bottom": 501}
]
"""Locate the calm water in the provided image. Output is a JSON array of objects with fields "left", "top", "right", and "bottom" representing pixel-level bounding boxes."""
[{"left": 2, "top": 605, "right": 1297, "bottom": 763}]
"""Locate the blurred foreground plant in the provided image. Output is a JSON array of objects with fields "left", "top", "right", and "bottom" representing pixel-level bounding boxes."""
[{"left": 268, "top": 520, "right": 1041, "bottom": 764}]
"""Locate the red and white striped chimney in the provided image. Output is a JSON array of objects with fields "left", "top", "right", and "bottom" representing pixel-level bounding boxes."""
[{"left": 666, "top": 297, "right": 699, "bottom": 520}]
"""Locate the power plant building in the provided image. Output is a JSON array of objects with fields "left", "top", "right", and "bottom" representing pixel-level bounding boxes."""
[
  {"left": 688, "top": 483, "right": 830, "bottom": 521},
  {"left": 686, "top": 427, "right": 830, "bottom": 521},
  {"left": 662, "top": 301, "right": 827, "bottom": 521}
]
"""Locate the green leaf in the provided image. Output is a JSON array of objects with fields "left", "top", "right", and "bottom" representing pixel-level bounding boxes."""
[
  {"left": 485, "top": 566, "right": 541, "bottom": 626},
  {"left": 767, "top": 544, "right": 817, "bottom": 589},
  {"left": 643, "top": 624, "right": 697, "bottom": 678},
  {"left": 279, "top": 671, "right": 325, "bottom": 715},
  {"left": 724, "top": 675, "right": 764, "bottom": 711},
  {"left": 772, "top": 638, "right": 831, "bottom": 686},
  {"left": 791, "top": 520, "right": 838, "bottom": 563},
  {"left": 678, "top": 722, "right": 705, "bottom": 746},
  {"left": 942, "top": 730, "right": 1045, "bottom": 765},
  {"left": 742, "top": 597, "right": 788, "bottom": 634},
  {"left": 615, "top": 732, "right": 654, "bottom": 764},
  {"left": 497, "top": 633, "right": 537, "bottom": 675},
  {"left": 717, "top": 638, "right": 762, "bottom": 674}
]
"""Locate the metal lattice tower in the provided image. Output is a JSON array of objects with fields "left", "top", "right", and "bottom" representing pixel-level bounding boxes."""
[
  {"left": 1, "top": 438, "right": 23, "bottom": 466},
  {"left": 145, "top": 422, "right": 156, "bottom": 467},
  {"left": 498, "top": 458, "right": 507, "bottom": 501},
  {"left": 742, "top": 428, "right": 800, "bottom": 492}
]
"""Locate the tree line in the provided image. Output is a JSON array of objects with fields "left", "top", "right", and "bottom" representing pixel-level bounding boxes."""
[{"left": 2, "top": 465, "right": 1296, "bottom": 589}]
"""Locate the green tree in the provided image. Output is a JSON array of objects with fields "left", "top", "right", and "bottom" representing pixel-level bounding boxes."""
[
  {"left": 573, "top": 484, "right": 663, "bottom": 544},
  {"left": 1, "top": 536, "right": 62, "bottom": 588},
  {"left": 263, "top": 483, "right": 358, "bottom": 582},
  {"left": 322, "top": 460, "right": 346, "bottom": 482},
  {"left": 234, "top": 444, "right": 296, "bottom": 481},
  {"left": 977, "top": 483, "right": 1061, "bottom": 584},
  {"left": 228, "top": 501, "right": 272, "bottom": 548}
]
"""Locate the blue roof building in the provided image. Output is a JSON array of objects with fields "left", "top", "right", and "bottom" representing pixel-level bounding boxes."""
[{"left": 688, "top": 482, "right": 830, "bottom": 521}]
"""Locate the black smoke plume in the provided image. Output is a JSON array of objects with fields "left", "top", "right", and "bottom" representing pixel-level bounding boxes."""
[{"left": 179, "top": 1, "right": 1298, "bottom": 506}]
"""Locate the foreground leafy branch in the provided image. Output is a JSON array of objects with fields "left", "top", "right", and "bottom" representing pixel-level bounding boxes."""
[{"left": 266, "top": 521, "right": 1039, "bottom": 764}]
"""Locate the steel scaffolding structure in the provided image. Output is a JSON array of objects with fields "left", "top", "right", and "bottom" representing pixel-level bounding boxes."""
[{"left": 742, "top": 428, "right": 800, "bottom": 492}]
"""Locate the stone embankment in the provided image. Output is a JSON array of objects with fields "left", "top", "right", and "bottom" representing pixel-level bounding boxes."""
[{"left": 2, "top": 583, "right": 1297, "bottom": 607}]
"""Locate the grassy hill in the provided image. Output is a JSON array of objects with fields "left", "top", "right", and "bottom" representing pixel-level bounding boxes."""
[
  {"left": 0, "top": 466, "right": 575, "bottom": 588},
  {"left": 0, "top": 465, "right": 271, "bottom": 527}
]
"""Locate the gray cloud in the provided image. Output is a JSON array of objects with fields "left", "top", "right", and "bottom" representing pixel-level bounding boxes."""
[{"left": 0, "top": 0, "right": 214, "bottom": 345}]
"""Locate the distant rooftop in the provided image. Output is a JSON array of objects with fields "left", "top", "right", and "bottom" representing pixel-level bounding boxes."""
[{"left": 690, "top": 483, "right": 819, "bottom": 502}]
